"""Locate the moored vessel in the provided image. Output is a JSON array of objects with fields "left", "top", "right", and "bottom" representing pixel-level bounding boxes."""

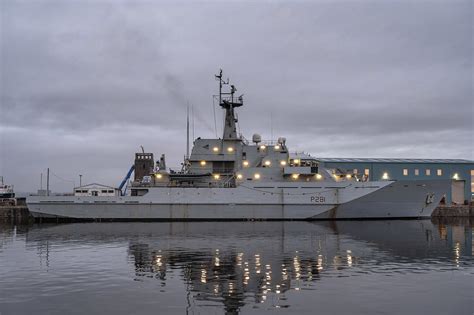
[
  {"left": 26, "top": 70, "right": 450, "bottom": 220},
  {"left": 0, "top": 176, "right": 16, "bottom": 206}
]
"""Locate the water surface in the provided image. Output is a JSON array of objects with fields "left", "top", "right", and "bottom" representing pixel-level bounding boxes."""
[{"left": 0, "top": 219, "right": 473, "bottom": 314}]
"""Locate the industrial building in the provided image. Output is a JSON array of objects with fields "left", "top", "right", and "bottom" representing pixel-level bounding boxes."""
[{"left": 316, "top": 158, "right": 474, "bottom": 204}]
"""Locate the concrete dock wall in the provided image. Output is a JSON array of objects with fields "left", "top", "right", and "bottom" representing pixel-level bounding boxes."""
[
  {"left": 432, "top": 205, "right": 473, "bottom": 217},
  {"left": 0, "top": 206, "right": 33, "bottom": 223}
]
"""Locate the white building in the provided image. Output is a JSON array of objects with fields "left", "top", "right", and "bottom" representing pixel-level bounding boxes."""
[{"left": 74, "top": 183, "right": 120, "bottom": 197}]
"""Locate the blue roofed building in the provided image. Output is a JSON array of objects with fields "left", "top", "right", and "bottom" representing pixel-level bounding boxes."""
[{"left": 315, "top": 158, "right": 474, "bottom": 204}]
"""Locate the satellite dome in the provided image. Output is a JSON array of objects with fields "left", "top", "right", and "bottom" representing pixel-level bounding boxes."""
[{"left": 252, "top": 134, "right": 262, "bottom": 144}]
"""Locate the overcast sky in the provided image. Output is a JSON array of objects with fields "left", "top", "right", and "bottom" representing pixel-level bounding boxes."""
[{"left": 1, "top": 0, "right": 473, "bottom": 192}]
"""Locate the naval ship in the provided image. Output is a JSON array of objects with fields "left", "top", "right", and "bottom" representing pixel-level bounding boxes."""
[{"left": 27, "top": 70, "right": 449, "bottom": 220}]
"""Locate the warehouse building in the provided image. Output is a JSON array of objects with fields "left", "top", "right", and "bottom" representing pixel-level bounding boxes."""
[{"left": 315, "top": 158, "right": 474, "bottom": 204}]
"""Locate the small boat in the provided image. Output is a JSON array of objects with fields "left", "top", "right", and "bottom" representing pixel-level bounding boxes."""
[{"left": 0, "top": 176, "right": 16, "bottom": 206}]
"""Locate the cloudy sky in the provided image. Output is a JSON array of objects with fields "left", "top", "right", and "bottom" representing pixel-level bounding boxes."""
[{"left": 1, "top": 0, "right": 472, "bottom": 192}]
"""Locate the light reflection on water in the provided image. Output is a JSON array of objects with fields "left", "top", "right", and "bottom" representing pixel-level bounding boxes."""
[{"left": 0, "top": 219, "right": 473, "bottom": 315}]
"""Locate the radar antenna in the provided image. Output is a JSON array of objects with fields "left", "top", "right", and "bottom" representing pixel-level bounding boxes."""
[{"left": 214, "top": 69, "right": 244, "bottom": 140}]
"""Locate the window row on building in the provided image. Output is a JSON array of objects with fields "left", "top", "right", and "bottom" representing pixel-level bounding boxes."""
[
  {"left": 402, "top": 168, "right": 443, "bottom": 176},
  {"left": 352, "top": 168, "right": 449, "bottom": 177},
  {"left": 75, "top": 189, "right": 115, "bottom": 194}
]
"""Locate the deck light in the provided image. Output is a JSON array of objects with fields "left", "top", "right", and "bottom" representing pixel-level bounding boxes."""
[
  {"left": 254, "top": 173, "right": 261, "bottom": 179},
  {"left": 280, "top": 160, "right": 287, "bottom": 166},
  {"left": 346, "top": 174, "right": 352, "bottom": 179},
  {"left": 260, "top": 145, "right": 266, "bottom": 150},
  {"left": 213, "top": 146, "right": 219, "bottom": 152},
  {"left": 213, "top": 174, "right": 220, "bottom": 180},
  {"left": 382, "top": 172, "right": 389, "bottom": 180},
  {"left": 293, "top": 159, "right": 300, "bottom": 165},
  {"left": 453, "top": 173, "right": 459, "bottom": 180},
  {"left": 227, "top": 147, "right": 234, "bottom": 153},
  {"left": 236, "top": 174, "right": 243, "bottom": 180},
  {"left": 316, "top": 174, "right": 323, "bottom": 180},
  {"left": 291, "top": 174, "right": 299, "bottom": 180},
  {"left": 274, "top": 145, "right": 280, "bottom": 150},
  {"left": 264, "top": 160, "right": 271, "bottom": 166},
  {"left": 155, "top": 174, "right": 163, "bottom": 179},
  {"left": 243, "top": 161, "right": 249, "bottom": 167},
  {"left": 200, "top": 160, "right": 207, "bottom": 166}
]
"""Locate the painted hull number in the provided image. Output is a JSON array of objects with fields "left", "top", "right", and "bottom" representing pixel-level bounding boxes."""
[{"left": 311, "top": 196, "right": 325, "bottom": 203}]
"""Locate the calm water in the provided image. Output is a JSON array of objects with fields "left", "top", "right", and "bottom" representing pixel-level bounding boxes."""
[{"left": 0, "top": 219, "right": 473, "bottom": 315}]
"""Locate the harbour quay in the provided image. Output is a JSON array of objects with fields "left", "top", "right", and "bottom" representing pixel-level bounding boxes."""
[{"left": 0, "top": 198, "right": 32, "bottom": 223}]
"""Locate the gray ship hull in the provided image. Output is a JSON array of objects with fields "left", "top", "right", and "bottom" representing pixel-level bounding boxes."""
[{"left": 26, "top": 179, "right": 449, "bottom": 220}]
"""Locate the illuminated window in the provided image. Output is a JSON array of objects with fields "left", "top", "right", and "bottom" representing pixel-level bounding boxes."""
[
  {"left": 353, "top": 169, "right": 358, "bottom": 174},
  {"left": 437, "top": 169, "right": 442, "bottom": 176},
  {"left": 364, "top": 169, "right": 370, "bottom": 176},
  {"left": 414, "top": 169, "right": 419, "bottom": 176},
  {"left": 471, "top": 170, "right": 474, "bottom": 193},
  {"left": 426, "top": 169, "right": 431, "bottom": 176},
  {"left": 403, "top": 169, "right": 408, "bottom": 176}
]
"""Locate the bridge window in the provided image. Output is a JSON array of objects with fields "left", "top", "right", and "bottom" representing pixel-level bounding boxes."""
[
  {"left": 415, "top": 169, "right": 419, "bottom": 176},
  {"left": 437, "top": 169, "right": 443, "bottom": 176},
  {"left": 426, "top": 169, "right": 431, "bottom": 176},
  {"left": 403, "top": 169, "right": 408, "bottom": 176},
  {"left": 213, "top": 161, "right": 234, "bottom": 173}
]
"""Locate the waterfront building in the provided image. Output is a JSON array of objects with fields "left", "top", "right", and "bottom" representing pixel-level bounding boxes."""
[
  {"left": 315, "top": 158, "right": 474, "bottom": 204},
  {"left": 74, "top": 183, "right": 120, "bottom": 197}
]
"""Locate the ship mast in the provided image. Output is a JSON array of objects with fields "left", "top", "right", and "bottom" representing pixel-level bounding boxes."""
[
  {"left": 215, "top": 69, "right": 243, "bottom": 140},
  {"left": 186, "top": 104, "right": 190, "bottom": 159}
]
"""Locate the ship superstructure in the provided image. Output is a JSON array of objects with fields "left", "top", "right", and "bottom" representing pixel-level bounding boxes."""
[
  {"left": 26, "top": 71, "right": 450, "bottom": 220},
  {"left": 0, "top": 176, "right": 16, "bottom": 206}
]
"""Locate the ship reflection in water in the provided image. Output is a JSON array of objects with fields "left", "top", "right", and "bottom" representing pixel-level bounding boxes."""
[{"left": 0, "top": 219, "right": 473, "bottom": 314}]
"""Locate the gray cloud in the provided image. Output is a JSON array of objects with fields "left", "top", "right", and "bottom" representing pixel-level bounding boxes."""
[{"left": 1, "top": 0, "right": 472, "bottom": 192}]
